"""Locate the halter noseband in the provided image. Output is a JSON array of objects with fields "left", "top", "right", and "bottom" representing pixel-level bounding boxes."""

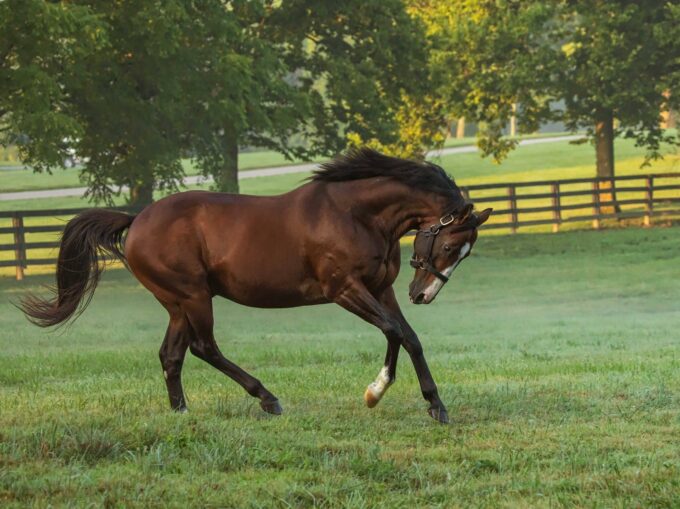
[{"left": 409, "top": 212, "right": 479, "bottom": 284}]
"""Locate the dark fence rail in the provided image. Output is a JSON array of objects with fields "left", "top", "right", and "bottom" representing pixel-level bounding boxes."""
[
  {"left": 0, "top": 206, "right": 140, "bottom": 280},
  {"left": 1, "top": 173, "right": 680, "bottom": 280},
  {"left": 460, "top": 172, "right": 680, "bottom": 233}
]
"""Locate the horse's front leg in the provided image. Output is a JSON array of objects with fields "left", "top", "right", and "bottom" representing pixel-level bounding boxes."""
[
  {"left": 364, "top": 328, "right": 400, "bottom": 409},
  {"left": 361, "top": 287, "right": 407, "bottom": 408},
  {"left": 334, "top": 281, "right": 448, "bottom": 423},
  {"left": 380, "top": 288, "right": 449, "bottom": 424}
]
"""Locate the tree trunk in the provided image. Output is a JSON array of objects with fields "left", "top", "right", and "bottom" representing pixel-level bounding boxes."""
[
  {"left": 510, "top": 103, "right": 517, "bottom": 137},
  {"left": 447, "top": 118, "right": 455, "bottom": 138},
  {"left": 215, "top": 134, "right": 239, "bottom": 194},
  {"left": 456, "top": 117, "right": 465, "bottom": 139},
  {"left": 661, "top": 90, "right": 676, "bottom": 129},
  {"left": 595, "top": 111, "right": 614, "bottom": 178},
  {"left": 594, "top": 110, "right": 620, "bottom": 214},
  {"left": 129, "top": 179, "right": 154, "bottom": 207}
]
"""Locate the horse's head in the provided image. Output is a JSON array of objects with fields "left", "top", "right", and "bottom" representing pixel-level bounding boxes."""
[{"left": 408, "top": 205, "right": 492, "bottom": 304}]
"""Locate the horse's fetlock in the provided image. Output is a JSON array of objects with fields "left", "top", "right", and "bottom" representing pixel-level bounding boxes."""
[
  {"left": 248, "top": 380, "right": 266, "bottom": 398},
  {"left": 422, "top": 388, "right": 437, "bottom": 401}
]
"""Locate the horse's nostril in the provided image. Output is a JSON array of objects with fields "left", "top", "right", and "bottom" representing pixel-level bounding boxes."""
[{"left": 414, "top": 293, "right": 425, "bottom": 304}]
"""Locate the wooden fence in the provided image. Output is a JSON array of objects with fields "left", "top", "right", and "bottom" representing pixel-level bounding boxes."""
[
  {"left": 460, "top": 172, "right": 680, "bottom": 233},
  {"left": 0, "top": 206, "right": 139, "bottom": 281},
  {"left": 2, "top": 173, "right": 680, "bottom": 280}
]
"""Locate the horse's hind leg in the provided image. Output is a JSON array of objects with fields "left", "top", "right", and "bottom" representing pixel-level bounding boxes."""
[
  {"left": 159, "top": 310, "right": 190, "bottom": 412},
  {"left": 183, "top": 296, "right": 282, "bottom": 415}
]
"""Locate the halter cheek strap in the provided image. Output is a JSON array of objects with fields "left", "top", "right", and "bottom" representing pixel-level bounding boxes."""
[
  {"left": 409, "top": 225, "right": 451, "bottom": 283},
  {"left": 409, "top": 213, "right": 478, "bottom": 284}
]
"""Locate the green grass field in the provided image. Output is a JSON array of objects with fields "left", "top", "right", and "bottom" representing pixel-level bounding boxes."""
[{"left": 1, "top": 228, "right": 680, "bottom": 507}]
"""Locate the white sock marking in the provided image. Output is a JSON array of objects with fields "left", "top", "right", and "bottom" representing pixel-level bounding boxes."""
[{"left": 367, "top": 366, "right": 393, "bottom": 399}]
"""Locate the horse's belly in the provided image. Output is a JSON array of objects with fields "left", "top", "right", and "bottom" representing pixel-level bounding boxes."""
[{"left": 209, "top": 271, "right": 327, "bottom": 308}]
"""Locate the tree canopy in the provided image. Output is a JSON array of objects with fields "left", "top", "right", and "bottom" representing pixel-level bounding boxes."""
[
  {"left": 2, "top": 0, "right": 679, "bottom": 203},
  {"left": 1, "top": 0, "right": 428, "bottom": 204},
  {"left": 0, "top": 1, "right": 102, "bottom": 173},
  {"left": 415, "top": 0, "right": 680, "bottom": 177}
]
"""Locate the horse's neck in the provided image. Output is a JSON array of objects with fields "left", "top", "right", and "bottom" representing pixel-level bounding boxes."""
[{"left": 345, "top": 182, "right": 442, "bottom": 241}]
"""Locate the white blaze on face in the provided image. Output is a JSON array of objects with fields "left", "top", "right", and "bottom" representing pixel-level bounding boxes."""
[
  {"left": 421, "top": 242, "right": 471, "bottom": 303},
  {"left": 364, "top": 365, "right": 394, "bottom": 408}
]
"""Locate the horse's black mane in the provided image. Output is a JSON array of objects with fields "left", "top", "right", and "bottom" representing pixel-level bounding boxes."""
[{"left": 311, "top": 148, "right": 465, "bottom": 209}]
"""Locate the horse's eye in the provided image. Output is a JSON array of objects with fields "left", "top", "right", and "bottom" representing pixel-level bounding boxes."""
[{"left": 443, "top": 244, "right": 451, "bottom": 252}]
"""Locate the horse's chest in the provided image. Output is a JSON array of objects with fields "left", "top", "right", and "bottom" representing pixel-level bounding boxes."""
[{"left": 363, "top": 255, "right": 398, "bottom": 291}]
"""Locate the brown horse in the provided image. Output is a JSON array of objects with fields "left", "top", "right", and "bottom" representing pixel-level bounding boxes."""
[{"left": 21, "top": 148, "right": 491, "bottom": 423}]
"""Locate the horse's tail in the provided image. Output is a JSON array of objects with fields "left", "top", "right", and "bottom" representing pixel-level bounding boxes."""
[{"left": 20, "top": 209, "right": 136, "bottom": 328}]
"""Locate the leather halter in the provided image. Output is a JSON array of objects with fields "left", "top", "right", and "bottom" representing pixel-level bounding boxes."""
[{"left": 409, "top": 212, "right": 479, "bottom": 283}]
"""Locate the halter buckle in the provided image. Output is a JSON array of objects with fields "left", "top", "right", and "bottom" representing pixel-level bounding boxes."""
[{"left": 439, "top": 214, "right": 455, "bottom": 226}]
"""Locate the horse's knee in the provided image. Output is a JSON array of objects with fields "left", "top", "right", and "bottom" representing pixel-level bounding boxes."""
[{"left": 381, "top": 320, "right": 403, "bottom": 341}]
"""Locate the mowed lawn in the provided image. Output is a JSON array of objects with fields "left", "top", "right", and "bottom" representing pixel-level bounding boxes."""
[{"left": 1, "top": 228, "right": 679, "bottom": 507}]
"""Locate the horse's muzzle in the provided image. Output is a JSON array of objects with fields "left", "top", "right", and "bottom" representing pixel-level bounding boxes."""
[{"left": 409, "top": 280, "right": 434, "bottom": 305}]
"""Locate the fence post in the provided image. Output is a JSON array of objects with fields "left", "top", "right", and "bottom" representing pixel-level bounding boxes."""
[
  {"left": 551, "top": 182, "right": 561, "bottom": 233},
  {"left": 611, "top": 176, "right": 620, "bottom": 218},
  {"left": 644, "top": 176, "right": 654, "bottom": 227},
  {"left": 11, "top": 212, "right": 26, "bottom": 281},
  {"left": 592, "top": 180, "right": 601, "bottom": 230},
  {"left": 508, "top": 185, "right": 518, "bottom": 233}
]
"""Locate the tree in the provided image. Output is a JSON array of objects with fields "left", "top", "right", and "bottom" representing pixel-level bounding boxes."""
[
  {"left": 0, "top": 1, "right": 103, "bottom": 175},
  {"left": 416, "top": 1, "right": 680, "bottom": 185},
  {"left": 1, "top": 0, "right": 429, "bottom": 204},
  {"left": 2, "top": 0, "right": 312, "bottom": 203},
  {"left": 268, "top": 1, "right": 435, "bottom": 160}
]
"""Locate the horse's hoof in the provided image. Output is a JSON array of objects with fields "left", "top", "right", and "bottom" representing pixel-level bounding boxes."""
[
  {"left": 260, "top": 399, "right": 283, "bottom": 415},
  {"left": 364, "top": 386, "right": 381, "bottom": 408},
  {"left": 428, "top": 407, "right": 449, "bottom": 424}
]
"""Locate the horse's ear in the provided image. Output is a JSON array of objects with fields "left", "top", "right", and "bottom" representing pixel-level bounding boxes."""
[
  {"left": 459, "top": 203, "right": 474, "bottom": 222},
  {"left": 476, "top": 208, "right": 493, "bottom": 225}
]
